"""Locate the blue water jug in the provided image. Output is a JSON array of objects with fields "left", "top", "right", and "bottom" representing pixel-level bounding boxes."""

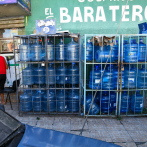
[
  {"left": 125, "top": 39, "right": 138, "bottom": 63},
  {"left": 102, "top": 65, "right": 115, "bottom": 90},
  {"left": 85, "top": 95, "right": 100, "bottom": 115},
  {"left": 19, "top": 39, "right": 30, "bottom": 61},
  {"left": 131, "top": 91, "right": 144, "bottom": 113},
  {"left": 84, "top": 39, "right": 93, "bottom": 61},
  {"left": 22, "top": 65, "right": 34, "bottom": 85},
  {"left": 112, "top": 40, "right": 118, "bottom": 61},
  {"left": 26, "top": 90, "right": 35, "bottom": 96},
  {"left": 55, "top": 38, "right": 65, "bottom": 61},
  {"left": 66, "top": 38, "right": 79, "bottom": 61},
  {"left": 137, "top": 65, "right": 147, "bottom": 88},
  {"left": 138, "top": 39, "right": 146, "bottom": 62},
  {"left": 46, "top": 39, "right": 54, "bottom": 61},
  {"left": 43, "top": 90, "right": 56, "bottom": 112},
  {"left": 33, "top": 64, "right": 45, "bottom": 85},
  {"left": 121, "top": 40, "right": 128, "bottom": 61},
  {"left": 56, "top": 89, "right": 67, "bottom": 112},
  {"left": 89, "top": 65, "right": 102, "bottom": 89},
  {"left": 56, "top": 63, "right": 68, "bottom": 85},
  {"left": 124, "top": 65, "right": 136, "bottom": 89},
  {"left": 114, "top": 65, "right": 124, "bottom": 89},
  {"left": 20, "top": 90, "right": 32, "bottom": 112},
  {"left": 31, "top": 39, "right": 42, "bottom": 61},
  {"left": 120, "top": 91, "right": 130, "bottom": 113},
  {"left": 101, "top": 91, "right": 111, "bottom": 113},
  {"left": 110, "top": 92, "right": 116, "bottom": 111},
  {"left": 95, "top": 45, "right": 115, "bottom": 63},
  {"left": 68, "top": 63, "right": 79, "bottom": 85},
  {"left": 32, "top": 91, "right": 43, "bottom": 112},
  {"left": 45, "top": 64, "right": 56, "bottom": 85},
  {"left": 67, "top": 89, "right": 79, "bottom": 112}
]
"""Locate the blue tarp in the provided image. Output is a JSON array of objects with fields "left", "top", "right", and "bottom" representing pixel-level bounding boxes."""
[{"left": 18, "top": 124, "right": 120, "bottom": 147}]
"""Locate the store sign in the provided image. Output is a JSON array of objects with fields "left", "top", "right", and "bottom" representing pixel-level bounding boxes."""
[
  {"left": 26, "top": 0, "right": 147, "bottom": 34},
  {"left": 0, "top": 0, "right": 17, "bottom": 4}
]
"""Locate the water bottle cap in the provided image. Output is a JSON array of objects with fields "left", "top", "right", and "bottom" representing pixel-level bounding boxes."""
[
  {"left": 72, "top": 62, "right": 75, "bottom": 65},
  {"left": 95, "top": 65, "right": 99, "bottom": 70},
  {"left": 133, "top": 39, "right": 137, "bottom": 44},
  {"left": 129, "top": 38, "right": 134, "bottom": 44}
]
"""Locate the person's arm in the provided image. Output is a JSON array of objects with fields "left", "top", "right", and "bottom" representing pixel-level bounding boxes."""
[{"left": 4, "top": 58, "right": 8, "bottom": 69}]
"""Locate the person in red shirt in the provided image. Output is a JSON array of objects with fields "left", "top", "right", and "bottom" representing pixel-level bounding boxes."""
[{"left": 0, "top": 55, "right": 8, "bottom": 105}]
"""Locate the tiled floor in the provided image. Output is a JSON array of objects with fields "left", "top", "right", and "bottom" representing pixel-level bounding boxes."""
[{"left": 4, "top": 103, "right": 147, "bottom": 147}]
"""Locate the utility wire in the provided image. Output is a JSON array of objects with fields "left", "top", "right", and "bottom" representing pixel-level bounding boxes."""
[{"left": 79, "top": 0, "right": 130, "bottom": 136}]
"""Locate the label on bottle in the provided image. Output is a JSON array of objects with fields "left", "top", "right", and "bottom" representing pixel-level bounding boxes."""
[
  {"left": 95, "top": 79, "right": 100, "bottom": 83},
  {"left": 57, "top": 76, "right": 59, "bottom": 80},
  {"left": 128, "top": 78, "right": 134, "bottom": 82},
  {"left": 128, "top": 52, "right": 136, "bottom": 56},
  {"left": 140, "top": 103, "right": 143, "bottom": 108}
]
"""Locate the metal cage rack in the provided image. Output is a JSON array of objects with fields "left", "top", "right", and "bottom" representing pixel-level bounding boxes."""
[
  {"left": 14, "top": 33, "right": 81, "bottom": 115},
  {"left": 81, "top": 34, "right": 147, "bottom": 117},
  {"left": 81, "top": 34, "right": 121, "bottom": 117}
]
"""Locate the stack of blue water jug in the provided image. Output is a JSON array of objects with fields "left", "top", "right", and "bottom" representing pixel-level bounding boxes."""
[
  {"left": 20, "top": 89, "right": 79, "bottom": 113},
  {"left": 20, "top": 38, "right": 79, "bottom": 62}
]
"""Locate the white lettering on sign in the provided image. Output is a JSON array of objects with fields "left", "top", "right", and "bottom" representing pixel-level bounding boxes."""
[
  {"left": 132, "top": 5, "right": 143, "bottom": 21},
  {"left": 59, "top": 5, "right": 147, "bottom": 23},
  {"left": 122, "top": 5, "right": 129, "bottom": 21},
  {"left": 45, "top": 8, "right": 54, "bottom": 19},
  {"left": 73, "top": 7, "right": 83, "bottom": 22},
  {"left": 60, "top": 7, "right": 71, "bottom": 23},
  {"left": 109, "top": 6, "right": 119, "bottom": 21},
  {"left": 96, "top": 6, "right": 106, "bottom": 22},
  {"left": 84, "top": 7, "right": 94, "bottom": 22}
]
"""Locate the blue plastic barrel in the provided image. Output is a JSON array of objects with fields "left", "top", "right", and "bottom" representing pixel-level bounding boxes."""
[
  {"left": 66, "top": 38, "right": 79, "bottom": 61},
  {"left": 85, "top": 95, "right": 100, "bottom": 115},
  {"left": 32, "top": 91, "right": 43, "bottom": 112},
  {"left": 20, "top": 39, "right": 30, "bottom": 61},
  {"left": 22, "top": 65, "right": 34, "bottom": 85},
  {"left": 114, "top": 65, "right": 124, "bottom": 89},
  {"left": 67, "top": 89, "right": 79, "bottom": 112},
  {"left": 85, "top": 39, "right": 93, "bottom": 61},
  {"left": 43, "top": 90, "right": 56, "bottom": 112},
  {"left": 120, "top": 91, "right": 130, "bottom": 113},
  {"left": 112, "top": 40, "right": 118, "bottom": 61},
  {"left": 95, "top": 46, "right": 115, "bottom": 63},
  {"left": 125, "top": 39, "right": 138, "bottom": 63},
  {"left": 68, "top": 63, "right": 79, "bottom": 85},
  {"left": 89, "top": 65, "right": 102, "bottom": 89},
  {"left": 124, "top": 65, "right": 136, "bottom": 89},
  {"left": 131, "top": 91, "right": 144, "bottom": 113},
  {"left": 33, "top": 64, "right": 45, "bottom": 85},
  {"left": 110, "top": 92, "right": 116, "bottom": 111},
  {"left": 20, "top": 91, "right": 32, "bottom": 112},
  {"left": 138, "top": 39, "right": 146, "bottom": 62},
  {"left": 45, "top": 64, "right": 56, "bottom": 85},
  {"left": 47, "top": 39, "right": 54, "bottom": 61},
  {"left": 102, "top": 65, "right": 115, "bottom": 90},
  {"left": 101, "top": 91, "right": 111, "bottom": 113},
  {"left": 56, "top": 63, "right": 68, "bottom": 85},
  {"left": 137, "top": 65, "right": 147, "bottom": 89},
  {"left": 55, "top": 38, "right": 65, "bottom": 61},
  {"left": 56, "top": 89, "right": 67, "bottom": 112},
  {"left": 31, "top": 39, "right": 42, "bottom": 61}
]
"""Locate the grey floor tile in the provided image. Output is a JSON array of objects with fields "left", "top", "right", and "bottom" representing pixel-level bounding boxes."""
[
  {"left": 109, "top": 131, "right": 133, "bottom": 142},
  {"left": 128, "top": 131, "right": 147, "bottom": 142}
]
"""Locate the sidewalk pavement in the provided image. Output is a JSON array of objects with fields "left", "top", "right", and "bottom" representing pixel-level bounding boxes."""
[{"left": 4, "top": 103, "right": 147, "bottom": 147}]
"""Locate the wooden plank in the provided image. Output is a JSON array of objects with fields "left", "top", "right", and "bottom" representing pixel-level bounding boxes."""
[
  {"left": 0, "top": 16, "right": 24, "bottom": 21},
  {"left": 0, "top": 20, "right": 24, "bottom": 25},
  {"left": 0, "top": 23, "right": 25, "bottom": 29}
]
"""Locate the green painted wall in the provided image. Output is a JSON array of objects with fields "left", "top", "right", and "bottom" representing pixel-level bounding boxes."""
[{"left": 25, "top": 0, "right": 147, "bottom": 35}]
